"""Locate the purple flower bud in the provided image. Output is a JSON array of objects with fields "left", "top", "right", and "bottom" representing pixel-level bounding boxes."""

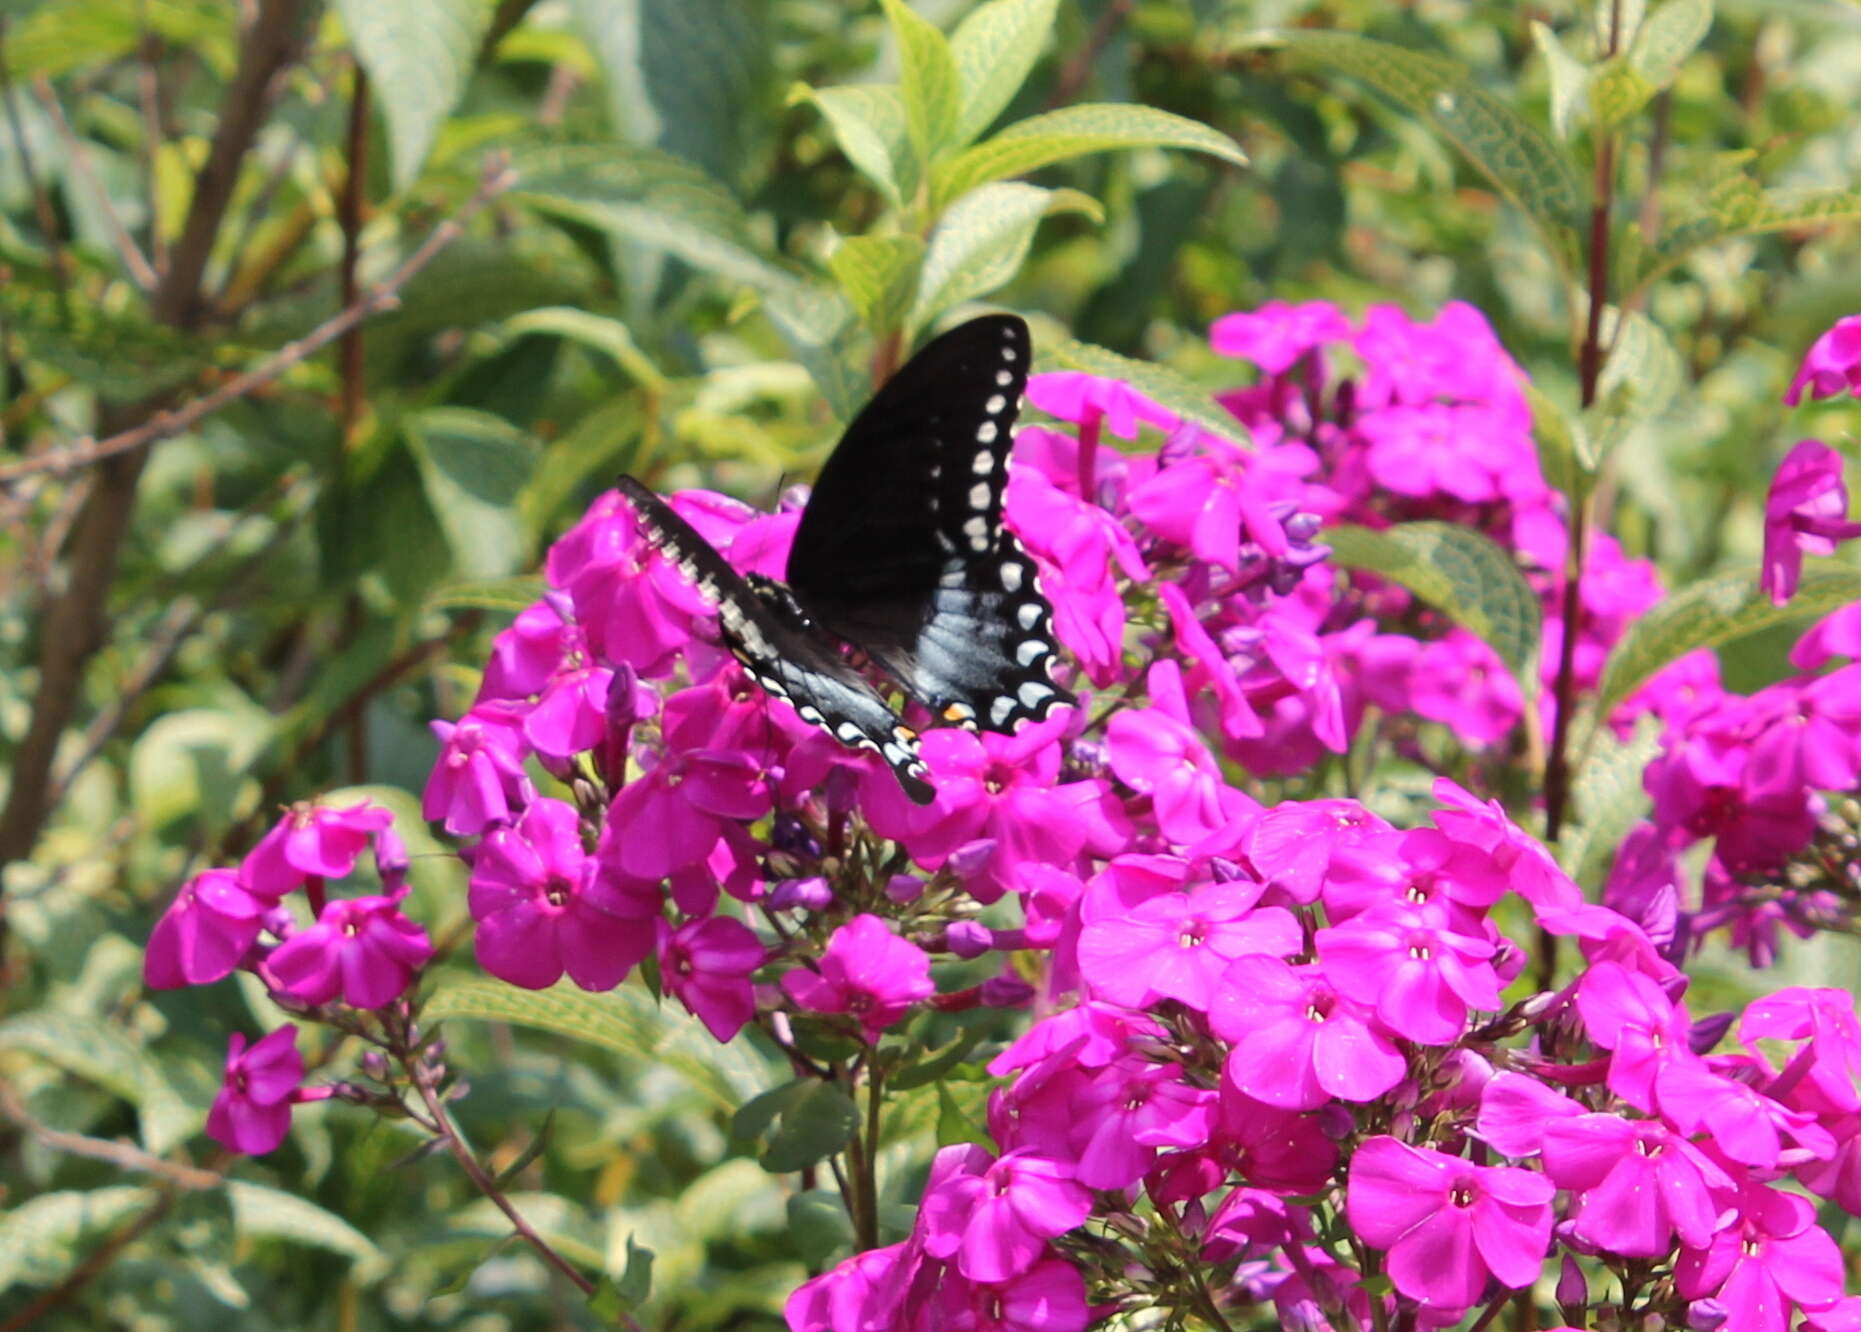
[
  {"left": 1686, "top": 1298, "right": 1728, "bottom": 1331},
  {"left": 1283, "top": 511, "right": 1324, "bottom": 543},
  {"left": 1316, "top": 1103, "right": 1355, "bottom": 1142},
  {"left": 948, "top": 838, "right": 998, "bottom": 879},
  {"left": 604, "top": 662, "right": 644, "bottom": 727},
  {"left": 541, "top": 588, "right": 575, "bottom": 623},
  {"left": 980, "top": 974, "right": 1034, "bottom": 1008},
  {"left": 945, "top": 920, "right": 993, "bottom": 958},
  {"left": 359, "top": 1050, "right": 389, "bottom": 1079},
  {"left": 1556, "top": 1254, "right": 1586, "bottom": 1309},
  {"left": 1687, "top": 1011, "right": 1736, "bottom": 1055},
  {"left": 770, "top": 876, "right": 833, "bottom": 912},
  {"left": 1207, "top": 856, "right": 1249, "bottom": 883},
  {"left": 374, "top": 826, "right": 409, "bottom": 892},
  {"left": 884, "top": 873, "right": 926, "bottom": 903}
]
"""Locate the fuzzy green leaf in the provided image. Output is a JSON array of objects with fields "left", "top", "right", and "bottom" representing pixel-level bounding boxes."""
[
  {"left": 1630, "top": 0, "right": 1712, "bottom": 87},
  {"left": 762, "top": 283, "right": 868, "bottom": 422},
  {"left": 227, "top": 1182, "right": 385, "bottom": 1274},
  {"left": 795, "top": 83, "right": 916, "bottom": 207},
  {"left": 829, "top": 233, "right": 925, "bottom": 334},
  {"left": 1530, "top": 22, "right": 1591, "bottom": 141},
  {"left": 335, "top": 0, "right": 490, "bottom": 190},
  {"left": 404, "top": 408, "right": 537, "bottom": 580},
  {"left": 882, "top": 0, "right": 960, "bottom": 166},
  {"left": 1037, "top": 336, "right": 1250, "bottom": 451},
  {"left": 1647, "top": 173, "right": 1861, "bottom": 287},
  {"left": 1586, "top": 308, "right": 1685, "bottom": 461},
  {"left": 424, "top": 576, "right": 548, "bottom": 614},
  {"left": 912, "top": 183, "right": 1097, "bottom": 330},
  {"left": 947, "top": 0, "right": 1060, "bottom": 147}
]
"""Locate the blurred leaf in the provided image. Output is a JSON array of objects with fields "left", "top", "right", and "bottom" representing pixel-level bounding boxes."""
[
  {"left": 1327, "top": 523, "right": 1543, "bottom": 689},
  {"left": 0, "top": 1187, "right": 156, "bottom": 1295},
  {"left": 2, "top": 281, "right": 212, "bottom": 403},
  {"left": 334, "top": 0, "right": 491, "bottom": 191},
  {"left": 3, "top": 0, "right": 233, "bottom": 79},
  {"left": 0, "top": 1010, "right": 146, "bottom": 1102},
  {"left": 227, "top": 1181, "right": 385, "bottom": 1275},
  {"left": 129, "top": 706, "right": 272, "bottom": 832},
  {"left": 947, "top": 0, "right": 1059, "bottom": 147},
  {"left": 1586, "top": 307, "right": 1684, "bottom": 461},
  {"left": 1590, "top": 58, "right": 1656, "bottom": 129},
  {"left": 1563, "top": 714, "right": 1662, "bottom": 890},
  {"left": 882, "top": 0, "right": 960, "bottom": 166},
  {"left": 762, "top": 1081, "right": 859, "bottom": 1173},
  {"left": 829, "top": 233, "right": 925, "bottom": 334},
  {"left": 1629, "top": 0, "right": 1712, "bottom": 87},
  {"left": 1038, "top": 336, "right": 1249, "bottom": 450},
  {"left": 571, "top": 0, "right": 765, "bottom": 184},
  {"left": 935, "top": 1080, "right": 989, "bottom": 1147},
  {"left": 503, "top": 307, "right": 667, "bottom": 389},
  {"left": 1593, "top": 566, "right": 1861, "bottom": 720},
  {"left": 1254, "top": 30, "right": 1584, "bottom": 255},
  {"left": 787, "top": 1190, "right": 855, "bottom": 1268},
  {"left": 590, "top": 1235, "right": 655, "bottom": 1319},
  {"left": 424, "top": 976, "right": 771, "bottom": 1110},
  {"left": 1530, "top": 22, "right": 1591, "bottom": 141},
  {"left": 887, "top": 1029, "right": 981, "bottom": 1091},
  {"left": 675, "top": 1159, "right": 784, "bottom": 1242},
  {"left": 795, "top": 83, "right": 916, "bottom": 208},
  {"left": 934, "top": 103, "right": 1247, "bottom": 207},
  {"left": 1525, "top": 381, "right": 1595, "bottom": 504},
  {"left": 404, "top": 407, "right": 537, "bottom": 579},
  {"left": 911, "top": 182, "right": 1098, "bottom": 331},
  {"left": 1647, "top": 173, "right": 1861, "bottom": 288},
  {"left": 424, "top": 575, "right": 548, "bottom": 614},
  {"left": 763, "top": 282, "right": 867, "bottom": 421},
  {"left": 521, "top": 397, "right": 650, "bottom": 532},
  {"left": 515, "top": 144, "right": 801, "bottom": 296}
]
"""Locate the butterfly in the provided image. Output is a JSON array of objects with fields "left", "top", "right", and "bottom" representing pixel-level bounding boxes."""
[{"left": 616, "top": 313, "right": 1075, "bottom": 804}]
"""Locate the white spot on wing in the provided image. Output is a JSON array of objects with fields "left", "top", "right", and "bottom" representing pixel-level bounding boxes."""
[
  {"left": 1018, "top": 680, "right": 1053, "bottom": 708},
  {"left": 990, "top": 696, "right": 1016, "bottom": 726},
  {"left": 985, "top": 394, "right": 1006, "bottom": 415},
  {"left": 963, "top": 516, "right": 989, "bottom": 550},
  {"left": 969, "top": 482, "right": 991, "bottom": 510},
  {"left": 996, "top": 370, "right": 1013, "bottom": 386},
  {"left": 972, "top": 450, "right": 994, "bottom": 475},
  {"left": 1000, "top": 562, "right": 1024, "bottom": 592},
  {"left": 977, "top": 421, "right": 998, "bottom": 444},
  {"left": 1016, "top": 639, "right": 1047, "bottom": 666},
  {"left": 1016, "top": 602, "right": 1042, "bottom": 630}
]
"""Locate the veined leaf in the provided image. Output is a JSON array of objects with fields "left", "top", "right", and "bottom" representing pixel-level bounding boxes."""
[
  {"left": 794, "top": 83, "right": 916, "bottom": 207},
  {"left": 882, "top": 0, "right": 960, "bottom": 166},
  {"left": 1586, "top": 307, "right": 1685, "bottom": 461},
  {"left": 227, "top": 1182, "right": 385, "bottom": 1276},
  {"left": 424, "top": 576, "right": 548, "bottom": 614},
  {"left": 829, "top": 233, "right": 925, "bottom": 334},
  {"left": 1327, "top": 522, "right": 1543, "bottom": 688},
  {"left": 1563, "top": 714, "right": 1662, "bottom": 891},
  {"left": 762, "top": 282, "right": 867, "bottom": 422},
  {"left": 911, "top": 183, "right": 1098, "bottom": 331},
  {"left": 1037, "top": 336, "right": 1250, "bottom": 451},
  {"left": 733, "top": 1079, "right": 858, "bottom": 1173},
  {"left": 1590, "top": 58, "right": 1656, "bottom": 130},
  {"left": 404, "top": 408, "right": 537, "bottom": 580},
  {"left": 502, "top": 307, "right": 667, "bottom": 389},
  {"left": 1530, "top": 21, "right": 1591, "bottom": 142},
  {"left": 514, "top": 144, "right": 802, "bottom": 296},
  {"left": 1252, "top": 29, "right": 1584, "bottom": 255},
  {"left": 1630, "top": 0, "right": 1712, "bottom": 87},
  {"left": 1645, "top": 173, "right": 1861, "bottom": 288},
  {"left": 335, "top": 0, "right": 490, "bottom": 191},
  {"left": 0, "top": 1011, "right": 149, "bottom": 1103},
  {"left": 948, "top": 0, "right": 1060, "bottom": 147},
  {"left": 1593, "top": 565, "right": 1861, "bottom": 720},
  {"left": 1525, "top": 381, "right": 1596, "bottom": 504},
  {"left": 0, "top": 1187, "right": 157, "bottom": 1296},
  {"left": 932, "top": 103, "right": 1247, "bottom": 208}
]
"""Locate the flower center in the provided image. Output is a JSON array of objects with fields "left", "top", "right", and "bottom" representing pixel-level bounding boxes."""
[
  {"left": 1178, "top": 919, "right": 1210, "bottom": 948},
  {"left": 1448, "top": 1183, "right": 1476, "bottom": 1208},
  {"left": 544, "top": 877, "right": 573, "bottom": 908}
]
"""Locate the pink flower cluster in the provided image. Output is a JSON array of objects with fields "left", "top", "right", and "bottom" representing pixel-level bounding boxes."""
[{"left": 144, "top": 801, "right": 428, "bottom": 1152}]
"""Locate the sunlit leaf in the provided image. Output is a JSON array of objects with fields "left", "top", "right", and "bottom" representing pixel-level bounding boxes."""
[
  {"left": 829, "top": 233, "right": 924, "bottom": 334},
  {"left": 947, "top": 0, "right": 1060, "bottom": 147},
  {"left": 912, "top": 183, "right": 1097, "bottom": 330},
  {"left": 335, "top": 0, "right": 491, "bottom": 191},
  {"left": 1037, "top": 336, "right": 1250, "bottom": 450},
  {"left": 404, "top": 408, "right": 537, "bottom": 580},
  {"left": 882, "top": 0, "right": 960, "bottom": 166}
]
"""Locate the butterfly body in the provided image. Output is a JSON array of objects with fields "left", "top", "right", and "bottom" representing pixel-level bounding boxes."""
[{"left": 618, "top": 314, "right": 1074, "bottom": 803}]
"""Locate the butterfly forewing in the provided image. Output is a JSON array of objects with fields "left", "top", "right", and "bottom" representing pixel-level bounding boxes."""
[
  {"left": 785, "top": 315, "right": 1075, "bottom": 734},
  {"left": 615, "top": 478, "right": 934, "bottom": 803}
]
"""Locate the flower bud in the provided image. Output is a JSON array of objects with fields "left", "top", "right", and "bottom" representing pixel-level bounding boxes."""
[
  {"left": 885, "top": 873, "right": 926, "bottom": 904},
  {"left": 1556, "top": 1253, "right": 1586, "bottom": 1310},
  {"left": 948, "top": 839, "right": 997, "bottom": 879},
  {"left": 944, "top": 920, "right": 993, "bottom": 958},
  {"left": 1686, "top": 1299, "right": 1728, "bottom": 1331},
  {"left": 1687, "top": 1011, "right": 1736, "bottom": 1055},
  {"left": 769, "top": 876, "right": 833, "bottom": 912},
  {"left": 980, "top": 974, "right": 1034, "bottom": 1008}
]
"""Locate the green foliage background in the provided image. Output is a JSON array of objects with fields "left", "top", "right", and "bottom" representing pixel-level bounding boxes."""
[{"left": 2, "top": 0, "right": 1859, "bottom": 1327}]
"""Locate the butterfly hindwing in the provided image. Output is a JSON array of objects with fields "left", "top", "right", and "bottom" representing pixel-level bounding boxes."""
[
  {"left": 615, "top": 478, "right": 934, "bottom": 803},
  {"left": 785, "top": 314, "right": 1074, "bottom": 734}
]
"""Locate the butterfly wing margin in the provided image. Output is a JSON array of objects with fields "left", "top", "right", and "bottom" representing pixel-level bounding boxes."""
[{"left": 614, "top": 478, "right": 935, "bottom": 802}]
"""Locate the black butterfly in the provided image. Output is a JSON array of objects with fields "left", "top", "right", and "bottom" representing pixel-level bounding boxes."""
[{"left": 616, "top": 313, "right": 1075, "bottom": 804}]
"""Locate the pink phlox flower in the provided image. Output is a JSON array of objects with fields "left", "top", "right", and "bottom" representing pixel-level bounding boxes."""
[
  {"left": 423, "top": 700, "right": 534, "bottom": 836},
  {"left": 1741, "top": 988, "right": 1861, "bottom": 1114},
  {"left": 1252, "top": 613, "right": 1348, "bottom": 752},
  {"left": 1210, "top": 300, "right": 1352, "bottom": 375},
  {"left": 987, "top": 1001, "right": 1164, "bottom": 1078},
  {"left": 552, "top": 489, "right": 709, "bottom": 676},
  {"left": 659, "top": 915, "right": 764, "bottom": 1042},
  {"left": 1005, "top": 466, "right": 1146, "bottom": 685},
  {"left": 1356, "top": 403, "right": 1515, "bottom": 504},
  {"left": 1656, "top": 1056, "right": 1836, "bottom": 1170},
  {"left": 206, "top": 1025, "right": 317, "bottom": 1156},
  {"left": 1027, "top": 370, "right": 1180, "bottom": 440},
  {"left": 862, "top": 722, "right": 1097, "bottom": 906},
  {"left": 1127, "top": 444, "right": 1297, "bottom": 575},
  {"left": 1261, "top": 1247, "right": 1374, "bottom": 1332},
  {"left": 1316, "top": 900, "right": 1502, "bottom": 1044},
  {"left": 1396, "top": 826, "right": 1512, "bottom": 912},
  {"left": 1013, "top": 422, "right": 1143, "bottom": 507},
  {"left": 1785, "top": 314, "right": 1861, "bottom": 405},
  {"left": 1430, "top": 778, "right": 1583, "bottom": 914},
  {"left": 1104, "top": 702, "right": 1254, "bottom": 853},
  {"left": 522, "top": 658, "right": 614, "bottom": 760},
  {"left": 1353, "top": 302, "right": 1533, "bottom": 426},
  {"left": 916, "top": 1256, "right": 1090, "bottom": 1332},
  {"left": 266, "top": 889, "right": 433, "bottom": 1009},
  {"left": 724, "top": 508, "right": 800, "bottom": 580},
  {"left": 1576, "top": 961, "right": 1696, "bottom": 1112},
  {"left": 1540, "top": 1113, "right": 1733, "bottom": 1255},
  {"left": 1675, "top": 1183, "right": 1846, "bottom": 1332},
  {"left": 1804, "top": 1298, "right": 1861, "bottom": 1332},
  {"left": 1614, "top": 648, "right": 1725, "bottom": 736},
  {"left": 783, "top": 1241, "right": 910, "bottom": 1332},
  {"left": 144, "top": 867, "right": 266, "bottom": 989},
  {"left": 1209, "top": 1082, "right": 1338, "bottom": 1194},
  {"left": 1601, "top": 823, "right": 1685, "bottom": 953},
  {"left": 1792, "top": 601, "right": 1861, "bottom": 671},
  {"left": 916, "top": 1144, "right": 1092, "bottom": 1283},
  {"left": 469, "top": 797, "right": 658, "bottom": 991},
  {"left": 1474, "top": 1071, "right": 1582, "bottom": 1158},
  {"left": 1200, "top": 1188, "right": 1310, "bottom": 1263},
  {"left": 1406, "top": 630, "right": 1523, "bottom": 745},
  {"left": 603, "top": 746, "right": 771, "bottom": 880},
  {"left": 1155, "top": 587, "right": 1266, "bottom": 743},
  {"left": 1745, "top": 668, "right": 1861, "bottom": 797},
  {"left": 1067, "top": 1058, "right": 1216, "bottom": 1189},
  {"left": 1076, "top": 876, "right": 1300, "bottom": 1013},
  {"left": 1345, "top": 1135, "right": 1554, "bottom": 1311},
  {"left": 478, "top": 598, "right": 572, "bottom": 701},
  {"left": 1211, "top": 954, "right": 1405, "bottom": 1108},
  {"left": 662, "top": 668, "right": 794, "bottom": 757},
  {"left": 241, "top": 800, "right": 392, "bottom": 900},
  {"left": 1244, "top": 797, "right": 1392, "bottom": 907},
  {"left": 781, "top": 913, "right": 934, "bottom": 1039},
  {"left": 1762, "top": 440, "right": 1861, "bottom": 605}
]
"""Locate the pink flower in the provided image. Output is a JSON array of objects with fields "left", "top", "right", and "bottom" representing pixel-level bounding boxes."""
[
  {"left": 1027, "top": 370, "right": 1179, "bottom": 439},
  {"left": 1210, "top": 955, "right": 1405, "bottom": 1108},
  {"left": 781, "top": 914, "right": 934, "bottom": 1039},
  {"left": 423, "top": 701, "right": 534, "bottom": 835},
  {"left": 266, "top": 892, "right": 434, "bottom": 1009},
  {"left": 1761, "top": 440, "right": 1861, "bottom": 605},
  {"left": 916, "top": 1144, "right": 1092, "bottom": 1283},
  {"left": 478, "top": 599, "right": 571, "bottom": 701},
  {"left": 1316, "top": 902, "right": 1502, "bottom": 1044},
  {"left": 659, "top": 916, "right": 764, "bottom": 1042},
  {"left": 1576, "top": 961, "right": 1695, "bottom": 1112},
  {"left": 1346, "top": 1136, "right": 1554, "bottom": 1311},
  {"left": 1785, "top": 314, "right": 1861, "bottom": 405},
  {"left": 1675, "top": 1184, "right": 1845, "bottom": 1332},
  {"left": 1077, "top": 879, "right": 1299, "bottom": 1013},
  {"left": 206, "top": 1026, "right": 321, "bottom": 1155},
  {"left": 144, "top": 867, "right": 265, "bottom": 989},
  {"left": 1210, "top": 300, "right": 1351, "bottom": 374},
  {"left": 241, "top": 801, "right": 392, "bottom": 899},
  {"left": 1540, "top": 1114, "right": 1732, "bottom": 1256},
  {"left": 468, "top": 798, "right": 658, "bottom": 991}
]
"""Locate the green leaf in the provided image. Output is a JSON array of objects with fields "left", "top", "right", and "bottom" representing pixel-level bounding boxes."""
[
  {"left": 1327, "top": 522, "right": 1543, "bottom": 688},
  {"left": 762, "top": 283, "right": 867, "bottom": 422},
  {"left": 570, "top": 0, "right": 765, "bottom": 184},
  {"left": 128, "top": 706, "right": 272, "bottom": 833},
  {"left": 514, "top": 144, "right": 801, "bottom": 296},
  {"left": 935, "top": 1080, "right": 990, "bottom": 1147},
  {"left": 1530, "top": 22, "right": 1591, "bottom": 142},
  {"left": 589, "top": 1234, "right": 654, "bottom": 1314},
  {"left": 502, "top": 307, "right": 667, "bottom": 389},
  {"left": 1254, "top": 30, "right": 1584, "bottom": 250},
  {"left": 1525, "top": 381, "right": 1596, "bottom": 504},
  {"left": 227, "top": 1182, "right": 385, "bottom": 1274},
  {"left": 1593, "top": 566, "right": 1861, "bottom": 721},
  {"left": 1590, "top": 58, "right": 1656, "bottom": 130},
  {"left": 0, "top": 1011, "right": 146, "bottom": 1102},
  {"left": 1562, "top": 714, "right": 1662, "bottom": 890},
  {"left": 932, "top": 103, "right": 1248, "bottom": 208},
  {"left": 521, "top": 397, "right": 651, "bottom": 534},
  {"left": 334, "top": 0, "right": 491, "bottom": 191},
  {"left": 404, "top": 408, "right": 537, "bottom": 579},
  {"left": 829, "top": 233, "right": 925, "bottom": 334},
  {"left": 1647, "top": 173, "right": 1861, "bottom": 287},
  {"left": 1630, "top": 0, "right": 1712, "bottom": 87},
  {"left": 424, "top": 576, "right": 548, "bottom": 614},
  {"left": 786, "top": 1191, "right": 855, "bottom": 1268},
  {"left": 795, "top": 83, "right": 916, "bottom": 208},
  {"left": 1586, "top": 307, "right": 1685, "bottom": 461},
  {"left": 882, "top": 0, "right": 960, "bottom": 167},
  {"left": 911, "top": 183, "right": 1097, "bottom": 331},
  {"left": 761, "top": 1081, "right": 859, "bottom": 1173},
  {"left": 424, "top": 977, "right": 771, "bottom": 1110},
  {"left": 947, "top": 0, "right": 1060, "bottom": 147},
  {"left": 1037, "top": 336, "right": 1250, "bottom": 451},
  {"left": 0, "top": 1187, "right": 156, "bottom": 1296},
  {"left": 3, "top": 1, "right": 235, "bottom": 80},
  {"left": 887, "top": 1029, "right": 982, "bottom": 1091}
]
